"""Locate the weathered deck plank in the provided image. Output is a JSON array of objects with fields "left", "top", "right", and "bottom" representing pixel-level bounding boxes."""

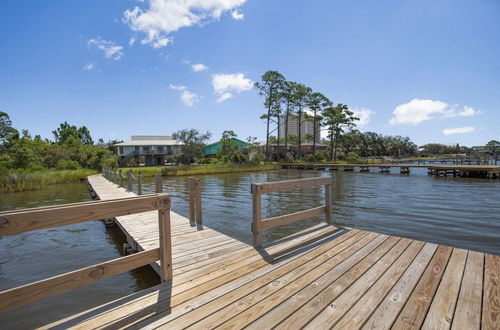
[{"left": 41, "top": 174, "right": 497, "bottom": 329}]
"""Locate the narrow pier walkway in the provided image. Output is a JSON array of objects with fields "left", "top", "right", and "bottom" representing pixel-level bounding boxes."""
[
  {"left": 282, "top": 163, "right": 500, "bottom": 178},
  {"left": 44, "top": 175, "right": 498, "bottom": 329}
]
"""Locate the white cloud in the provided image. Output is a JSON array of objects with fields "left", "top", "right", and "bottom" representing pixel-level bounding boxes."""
[
  {"left": 390, "top": 99, "right": 448, "bottom": 125},
  {"left": 192, "top": 63, "right": 208, "bottom": 72},
  {"left": 231, "top": 10, "right": 244, "bottom": 20},
  {"left": 169, "top": 84, "right": 199, "bottom": 106},
  {"left": 128, "top": 37, "right": 136, "bottom": 46},
  {"left": 389, "top": 99, "right": 481, "bottom": 125},
  {"left": 123, "top": 0, "right": 247, "bottom": 48},
  {"left": 443, "top": 126, "right": 475, "bottom": 135},
  {"left": 445, "top": 105, "right": 482, "bottom": 118},
  {"left": 212, "top": 72, "right": 253, "bottom": 95},
  {"left": 216, "top": 92, "right": 232, "bottom": 102},
  {"left": 351, "top": 108, "right": 374, "bottom": 127},
  {"left": 83, "top": 62, "right": 95, "bottom": 71},
  {"left": 88, "top": 37, "right": 124, "bottom": 60}
]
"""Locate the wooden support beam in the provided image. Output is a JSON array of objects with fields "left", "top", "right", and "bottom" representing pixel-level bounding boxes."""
[
  {"left": 0, "top": 248, "right": 160, "bottom": 312},
  {"left": 155, "top": 173, "right": 163, "bottom": 193},
  {"left": 137, "top": 171, "right": 142, "bottom": 195},
  {"left": 325, "top": 184, "right": 332, "bottom": 224},
  {"left": 251, "top": 183, "right": 262, "bottom": 248},
  {"left": 252, "top": 177, "right": 331, "bottom": 194},
  {"left": 188, "top": 178, "right": 195, "bottom": 224},
  {"left": 158, "top": 197, "right": 172, "bottom": 282},
  {"left": 0, "top": 194, "right": 170, "bottom": 236},
  {"left": 260, "top": 206, "right": 326, "bottom": 230},
  {"left": 195, "top": 179, "right": 202, "bottom": 226}
]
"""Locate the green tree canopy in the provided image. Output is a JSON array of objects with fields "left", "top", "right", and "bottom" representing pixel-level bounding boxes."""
[
  {"left": 0, "top": 111, "right": 18, "bottom": 144},
  {"left": 322, "top": 103, "right": 359, "bottom": 160},
  {"left": 172, "top": 128, "right": 211, "bottom": 164}
]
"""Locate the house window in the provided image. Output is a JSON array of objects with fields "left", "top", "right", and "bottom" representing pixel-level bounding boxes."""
[
  {"left": 135, "top": 146, "right": 139, "bottom": 153},
  {"left": 143, "top": 146, "right": 150, "bottom": 152},
  {"left": 119, "top": 147, "right": 124, "bottom": 155},
  {"left": 157, "top": 146, "right": 164, "bottom": 153}
]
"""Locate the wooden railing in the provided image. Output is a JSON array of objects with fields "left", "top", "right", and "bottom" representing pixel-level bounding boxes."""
[
  {"left": 188, "top": 177, "right": 202, "bottom": 226},
  {"left": 0, "top": 194, "right": 172, "bottom": 312},
  {"left": 102, "top": 167, "right": 143, "bottom": 194},
  {"left": 102, "top": 169, "right": 203, "bottom": 225},
  {"left": 251, "top": 177, "right": 332, "bottom": 247}
]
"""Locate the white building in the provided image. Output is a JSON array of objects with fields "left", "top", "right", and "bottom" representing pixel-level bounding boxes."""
[
  {"left": 115, "top": 136, "right": 183, "bottom": 166},
  {"left": 278, "top": 113, "right": 321, "bottom": 143}
]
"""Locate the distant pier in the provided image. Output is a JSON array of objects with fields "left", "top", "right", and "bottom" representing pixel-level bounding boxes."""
[{"left": 281, "top": 163, "right": 500, "bottom": 178}]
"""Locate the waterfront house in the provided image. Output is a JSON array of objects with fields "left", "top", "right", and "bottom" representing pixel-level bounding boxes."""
[
  {"left": 115, "top": 136, "right": 183, "bottom": 166},
  {"left": 204, "top": 138, "right": 248, "bottom": 157}
]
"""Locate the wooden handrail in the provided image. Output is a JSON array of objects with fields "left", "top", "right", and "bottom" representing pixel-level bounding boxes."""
[
  {"left": 0, "top": 193, "right": 172, "bottom": 312},
  {"left": 0, "top": 194, "right": 169, "bottom": 235},
  {"left": 0, "top": 249, "right": 160, "bottom": 312},
  {"left": 188, "top": 177, "right": 202, "bottom": 226},
  {"left": 251, "top": 177, "right": 332, "bottom": 247}
]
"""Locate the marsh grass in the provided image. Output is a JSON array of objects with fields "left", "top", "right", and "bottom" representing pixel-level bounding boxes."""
[
  {"left": 118, "top": 163, "right": 281, "bottom": 177},
  {"left": 0, "top": 169, "right": 97, "bottom": 193}
]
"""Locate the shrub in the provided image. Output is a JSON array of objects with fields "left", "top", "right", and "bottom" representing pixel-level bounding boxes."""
[{"left": 56, "top": 159, "right": 81, "bottom": 170}]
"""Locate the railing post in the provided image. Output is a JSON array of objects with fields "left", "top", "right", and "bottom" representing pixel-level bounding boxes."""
[
  {"left": 188, "top": 178, "right": 195, "bottom": 225},
  {"left": 119, "top": 169, "right": 124, "bottom": 188},
  {"left": 195, "top": 178, "right": 202, "bottom": 226},
  {"left": 251, "top": 183, "right": 262, "bottom": 248},
  {"left": 113, "top": 169, "right": 117, "bottom": 184},
  {"left": 188, "top": 177, "right": 202, "bottom": 226},
  {"left": 155, "top": 173, "right": 163, "bottom": 193},
  {"left": 325, "top": 183, "right": 332, "bottom": 225},
  {"left": 127, "top": 170, "right": 133, "bottom": 191},
  {"left": 137, "top": 171, "right": 142, "bottom": 195},
  {"left": 158, "top": 195, "right": 172, "bottom": 282}
]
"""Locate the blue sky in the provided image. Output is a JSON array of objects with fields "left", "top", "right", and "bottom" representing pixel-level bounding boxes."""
[{"left": 1, "top": 0, "right": 499, "bottom": 146}]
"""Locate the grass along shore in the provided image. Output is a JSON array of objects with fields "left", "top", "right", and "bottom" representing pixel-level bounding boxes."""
[
  {"left": 0, "top": 169, "right": 97, "bottom": 193},
  {"left": 118, "top": 163, "right": 282, "bottom": 177}
]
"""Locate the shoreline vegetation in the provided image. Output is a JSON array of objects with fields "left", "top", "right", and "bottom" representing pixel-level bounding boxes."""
[
  {"left": 119, "top": 163, "right": 282, "bottom": 177},
  {"left": 1, "top": 155, "right": 470, "bottom": 194},
  {"left": 0, "top": 169, "right": 97, "bottom": 193}
]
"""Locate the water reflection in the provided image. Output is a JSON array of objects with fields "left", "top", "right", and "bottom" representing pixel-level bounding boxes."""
[{"left": 141, "top": 168, "right": 500, "bottom": 255}]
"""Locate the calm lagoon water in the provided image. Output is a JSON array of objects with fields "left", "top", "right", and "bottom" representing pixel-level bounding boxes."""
[{"left": 1, "top": 169, "right": 499, "bottom": 328}]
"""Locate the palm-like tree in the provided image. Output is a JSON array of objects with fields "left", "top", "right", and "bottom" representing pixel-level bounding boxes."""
[
  {"left": 307, "top": 92, "right": 332, "bottom": 153},
  {"left": 255, "top": 71, "right": 285, "bottom": 160},
  {"left": 322, "top": 104, "right": 359, "bottom": 160}
]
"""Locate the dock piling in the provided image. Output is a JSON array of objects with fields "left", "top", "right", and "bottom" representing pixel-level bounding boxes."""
[{"left": 137, "top": 171, "right": 142, "bottom": 195}]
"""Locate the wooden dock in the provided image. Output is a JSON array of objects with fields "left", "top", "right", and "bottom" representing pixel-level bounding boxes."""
[
  {"left": 281, "top": 163, "right": 500, "bottom": 178},
  {"left": 1, "top": 174, "right": 498, "bottom": 329}
]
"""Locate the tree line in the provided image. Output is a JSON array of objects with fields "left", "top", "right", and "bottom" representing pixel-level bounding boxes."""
[
  {"left": 254, "top": 70, "right": 359, "bottom": 160},
  {"left": 0, "top": 112, "right": 118, "bottom": 171}
]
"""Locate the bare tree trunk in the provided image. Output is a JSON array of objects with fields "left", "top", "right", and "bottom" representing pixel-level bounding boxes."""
[
  {"left": 330, "top": 132, "right": 334, "bottom": 160},
  {"left": 333, "top": 131, "right": 339, "bottom": 160},
  {"left": 277, "top": 114, "right": 280, "bottom": 158},
  {"left": 312, "top": 112, "right": 317, "bottom": 153},
  {"left": 285, "top": 101, "right": 289, "bottom": 154},
  {"left": 298, "top": 108, "right": 302, "bottom": 158},
  {"left": 265, "top": 90, "right": 273, "bottom": 160}
]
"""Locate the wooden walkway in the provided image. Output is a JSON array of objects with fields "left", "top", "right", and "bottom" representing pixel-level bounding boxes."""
[{"left": 44, "top": 174, "right": 499, "bottom": 329}]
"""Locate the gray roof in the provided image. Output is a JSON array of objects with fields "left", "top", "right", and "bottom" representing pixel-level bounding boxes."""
[{"left": 115, "top": 135, "right": 183, "bottom": 146}]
